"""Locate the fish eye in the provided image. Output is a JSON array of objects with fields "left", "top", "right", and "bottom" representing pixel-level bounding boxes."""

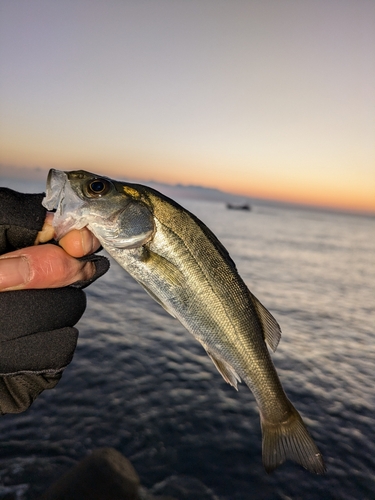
[{"left": 86, "top": 178, "right": 111, "bottom": 197}]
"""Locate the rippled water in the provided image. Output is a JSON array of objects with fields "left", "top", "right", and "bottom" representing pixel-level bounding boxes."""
[{"left": 1, "top": 181, "right": 374, "bottom": 499}]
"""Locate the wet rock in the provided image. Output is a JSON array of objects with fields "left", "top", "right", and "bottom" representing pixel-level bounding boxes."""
[
  {"left": 0, "top": 483, "right": 28, "bottom": 500},
  {"left": 151, "top": 475, "right": 220, "bottom": 500},
  {"left": 38, "top": 447, "right": 174, "bottom": 500}
]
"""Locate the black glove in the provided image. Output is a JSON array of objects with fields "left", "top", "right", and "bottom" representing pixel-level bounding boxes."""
[{"left": 0, "top": 188, "right": 109, "bottom": 415}]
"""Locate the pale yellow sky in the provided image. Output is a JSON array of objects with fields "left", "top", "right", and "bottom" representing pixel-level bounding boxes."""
[{"left": 1, "top": 0, "right": 374, "bottom": 213}]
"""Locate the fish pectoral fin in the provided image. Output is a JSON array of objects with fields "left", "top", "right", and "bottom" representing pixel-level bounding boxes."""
[
  {"left": 138, "top": 248, "right": 186, "bottom": 319},
  {"left": 205, "top": 349, "right": 241, "bottom": 390},
  {"left": 250, "top": 293, "right": 282, "bottom": 352},
  {"left": 143, "top": 248, "right": 185, "bottom": 288},
  {"left": 139, "top": 282, "right": 177, "bottom": 319}
]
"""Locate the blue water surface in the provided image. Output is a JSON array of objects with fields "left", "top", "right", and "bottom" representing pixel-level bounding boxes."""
[{"left": 0, "top": 179, "right": 374, "bottom": 499}]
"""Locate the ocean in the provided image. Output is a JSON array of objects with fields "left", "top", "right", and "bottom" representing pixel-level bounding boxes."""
[{"left": 0, "top": 178, "right": 374, "bottom": 499}]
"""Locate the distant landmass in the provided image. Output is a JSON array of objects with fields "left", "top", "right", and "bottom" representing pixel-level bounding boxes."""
[
  {"left": 130, "top": 179, "right": 249, "bottom": 204},
  {"left": 0, "top": 165, "right": 47, "bottom": 181},
  {"left": 0, "top": 164, "right": 250, "bottom": 204},
  {"left": 1, "top": 164, "right": 373, "bottom": 217}
]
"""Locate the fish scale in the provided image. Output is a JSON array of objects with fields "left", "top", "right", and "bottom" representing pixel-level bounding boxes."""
[{"left": 42, "top": 168, "right": 326, "bottom": 475}]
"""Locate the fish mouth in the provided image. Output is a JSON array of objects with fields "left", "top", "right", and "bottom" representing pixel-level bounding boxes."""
[
  {"left": 42, "top": 169, "right": 87, "bottom": 240},
  {"left": 42, "top": 169, "right": 67, "bottom": 211}
]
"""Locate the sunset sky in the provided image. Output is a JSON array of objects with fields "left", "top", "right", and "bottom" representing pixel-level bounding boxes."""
[{"left": 1, "top": 0, "right": 374, "bottom": 213}]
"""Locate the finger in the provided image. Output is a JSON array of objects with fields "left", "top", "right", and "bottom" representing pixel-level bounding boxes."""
[
  {"left": 34, "top": 212, "right": 55, "bottom": 244},
  {"left": 34, "top": 213, "right": 101, "bottom": 258},
  {"left": 59, "top": 228, "right": 101, "bottom": 258},
  {"left": 0, "top": 245, "right": 96, "bottom": 291}
]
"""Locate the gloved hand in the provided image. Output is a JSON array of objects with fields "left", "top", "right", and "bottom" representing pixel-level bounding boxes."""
[{"left": 0, "top": 187, "right": 109, "bottom": 415}]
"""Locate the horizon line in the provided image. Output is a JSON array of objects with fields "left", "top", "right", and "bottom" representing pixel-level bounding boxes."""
[{"left": 1, "top": 164, "right": 374, "bottom": 218}]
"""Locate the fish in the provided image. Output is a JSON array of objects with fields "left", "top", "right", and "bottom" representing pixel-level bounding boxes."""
[{"left": 42, "top": 168, "right": 326, "bottom": 474}]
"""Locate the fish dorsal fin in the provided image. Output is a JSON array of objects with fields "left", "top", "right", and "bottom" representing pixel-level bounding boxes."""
[
  {"left": 250, "top": 293, "right": 282, "bottom": 352},
  {"left": 205, "top": 349, "right": 242, "bottom": 390}
]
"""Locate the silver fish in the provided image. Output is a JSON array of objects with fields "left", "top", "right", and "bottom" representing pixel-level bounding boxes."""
[{"left": 43, "top": 169, "right": 325, "bottom": 474}]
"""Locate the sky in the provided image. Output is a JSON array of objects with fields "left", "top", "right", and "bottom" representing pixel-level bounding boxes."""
[{"left": 0, "top": 0, "right": 374, "bottom": 213}]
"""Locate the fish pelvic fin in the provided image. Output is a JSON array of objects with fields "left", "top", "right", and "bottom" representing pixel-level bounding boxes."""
[
  {"left": 206, "top": 350, "right": 241, "bottom": 390},
  {"left": 250, "top": 293, "right": 281, "bottom": 352},
  {"left": 260, "top": 405, "right": 326, "bottom": 475}
]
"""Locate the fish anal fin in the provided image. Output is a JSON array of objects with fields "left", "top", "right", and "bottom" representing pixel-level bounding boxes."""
[
  {"left": 250, "top": 293, "right": 282, "bottom": 352},
  {"left": 206, "top": 350, "right": 241, "bottom": 390},
  {"left": 260, "top": 405, "right": 326, "bottom": 475}
]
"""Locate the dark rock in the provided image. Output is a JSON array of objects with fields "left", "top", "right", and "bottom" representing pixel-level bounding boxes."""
[
  {"left": 38, "top": 447, "right": 140, "bottom": 500},
  {"left": 0, "top": 494, "right": 15, "bottom": 500},
  {"left": 0, "top": 484, "right": 28, "bottom": 500},
  {"left": 151, "top": 474, "right": 219, "bottom": 500}
]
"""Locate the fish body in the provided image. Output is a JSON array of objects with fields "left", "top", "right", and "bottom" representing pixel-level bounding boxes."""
[{"left": 43, "top": 169, "right": 325, "bottom": 474}]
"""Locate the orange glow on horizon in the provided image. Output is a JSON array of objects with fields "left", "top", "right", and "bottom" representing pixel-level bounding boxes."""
[
  {"left": 228, "top": 183, "right": 375, "bottom": 214},
  {"left": 1, "top": 159, "right": 374, "bottom": 215}
]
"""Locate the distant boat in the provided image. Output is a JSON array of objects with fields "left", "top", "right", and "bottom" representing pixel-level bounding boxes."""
[{"left": 226, "top": 203, "right": 251, "bottom": 211}]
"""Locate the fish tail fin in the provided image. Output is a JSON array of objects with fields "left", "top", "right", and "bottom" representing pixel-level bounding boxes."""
[{"left": 260, "top": 405, "right": 326, "bottom": 474}]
